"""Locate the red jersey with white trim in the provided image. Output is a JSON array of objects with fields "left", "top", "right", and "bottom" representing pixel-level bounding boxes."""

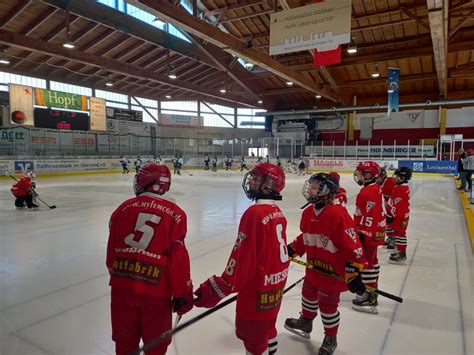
[
  {"left": 220, "top": 200, "right": 289, "bottom": 320},
  {"left": 289, "top": 204, "right": 364, "bottom": 292},
  {"left": 11, "top": 177, "right": 32, "bottom": 197},
  {"left": 388, "top": 184, "right": 410, "bottom": 224},
  {"left": 106, "top": 193, "right": 191, "bottom": 299},
  {"left": 334, "top": 187, "right": 347, "bottom": 207},
  {"left": 354, "top": 183, "right": 385, "bottom": 246},
  {"left": 382, "top": 176, "right": 396, "bottom": 211}
]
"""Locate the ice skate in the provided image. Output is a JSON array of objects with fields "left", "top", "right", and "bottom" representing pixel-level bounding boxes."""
[
  {"left": 284, "top": 315, "right": 313, "bottom": 339},
  {"left": 352, "top": 291, "right": 378, "bottom": 314},
  {"left": 389, "top": 251, "right": 406, "bottom": 265},
  {"left": 386, "top": 239, "right": 396, "bottom": 250},
  {"left": 318, "top": 335, "right": 337, "bottom": 355},
  {"left": 383, "top": 236, "right": 394, "bottom": 248}
]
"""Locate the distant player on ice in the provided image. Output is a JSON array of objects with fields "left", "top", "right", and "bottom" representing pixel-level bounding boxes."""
[
  {"left": 11, "top": 172, "right": 39, "bottom": 209},
  {"left": 119, "top": 156, "right": 129, "bottom": 174}
]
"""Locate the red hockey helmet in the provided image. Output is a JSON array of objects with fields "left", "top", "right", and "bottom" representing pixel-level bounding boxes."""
[
  {"left": 329, "top": 171, "right": 340, "bottom": 183},
  {"left": 354, "top": 161, "right": 381, "bottom": 186},
  {"left": 133, "top": 163, "right": 171, "bottom": 196},
  {"left": 242, "top": 163, "right": 285, "bottom": 200}
]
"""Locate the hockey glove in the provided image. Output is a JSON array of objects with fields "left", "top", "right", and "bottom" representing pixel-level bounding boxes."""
[
  {"left": 193, "top": 275, "right": 232, "bottom": 308},
  {"left": 173, "top": 285, "right": 194, "bottom": 316},
  {"left": 287, "top": 244, "right": 296, "bottom": 258},
  {"left": 345, "top": 262, "right": 366, "bottom": 295},
  {"left": 386, "top": 214, "right": 394, "bottom": 224}
]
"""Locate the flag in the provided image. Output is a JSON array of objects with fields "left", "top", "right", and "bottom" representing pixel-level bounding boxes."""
[
  {"left": 313, "top": 0, "right": 342, "bottom": 67},
  {"left": 388, "top": 68, "right": 400, "bottom": 113}
]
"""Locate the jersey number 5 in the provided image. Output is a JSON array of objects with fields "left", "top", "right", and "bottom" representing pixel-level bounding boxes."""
[{"left": 124, "top": 212, "right": 162, "bottom": 249}]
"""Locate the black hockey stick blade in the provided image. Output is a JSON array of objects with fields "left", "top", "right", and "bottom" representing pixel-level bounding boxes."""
[
  {"left": 131, "top": 276, "right": 305, "bottom": 355},
  {"left": 181, "top": 169, "right": 193, "bottom": 176},
  {"left": 372, "top": 289, "right": 403, "bottom": 303}
]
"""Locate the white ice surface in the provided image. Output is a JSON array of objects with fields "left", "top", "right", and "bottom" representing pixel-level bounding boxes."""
[{"left": 0, "top": 170, "right": 472, "bottom": 355}]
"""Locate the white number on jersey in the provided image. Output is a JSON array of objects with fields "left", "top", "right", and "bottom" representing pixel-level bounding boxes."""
[
  {"left": 124, "top": 212, "right": 162, "bottom": 250},
  {"left": 276, "top": 223, "right": 289, "bottom": 263}
]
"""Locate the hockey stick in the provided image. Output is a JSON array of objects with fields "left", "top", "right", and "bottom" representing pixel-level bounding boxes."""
[
  {"left": 181, "top": 169, "right": 193, "bottom": 176},
  {"left": 131, "top": 276, "right": 305, "bottom": 355},
  {"left": 9, "top": 175, "right": 57, "bottom": 209},
  {"left": 290, "top": 257, "right": 403, "bottom": 303}
]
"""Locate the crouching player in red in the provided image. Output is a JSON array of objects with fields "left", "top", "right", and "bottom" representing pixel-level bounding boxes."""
[
  {"left": 194, "top": 163, "right": 289, "bottom": 355},
  {"left": 106, "top": 163, "right": 193, "bottom": 355},
  {"left": 11, "top": 172, "right": 39, "bottom": 209},
  {"left": 387, "top": 167, "right": 412, "bottom": 265},
  {"left": 285, "top": 173, "right": 366, "bottom": 355}
]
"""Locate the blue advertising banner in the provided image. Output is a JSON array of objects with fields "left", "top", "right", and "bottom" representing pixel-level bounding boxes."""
[
  {"left": 398, "top": 160, "right": 457, "bottom": 174},
  {"left": 388, "top": 68, "right": 400, "bottom": 113}
]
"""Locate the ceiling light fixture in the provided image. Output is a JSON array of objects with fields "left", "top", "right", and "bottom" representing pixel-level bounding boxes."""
[
  {"left": 219, "top": 88, "right": 227, "bottom": 94},
  {"left": 258, "top": 100, "right": 263, "bottom": 104},
  {"left": 153, "top": 16, "right": 166, "bottom": 27},
  {"left": 105, "top": 82, "right": 114, "bottom": 87},
  {"left": 286, "top": 81, "right": 294, "bottom": 86},
  {"left": 347, "top": 46, "right": 357, "bottom": 54},
  {"left": 62, "top": 10, "right": 75, "bottom": 49},
  {"left": 165, "top": 95, "right": 172, "bottom": 99},
  {"left": 168, "top": 73, "right": 177, "bottom": 80},
  {"left": 371, "top": 72, "right": 380, "bottom": 78},
  {"left": 0, "top": 53, "right": 10, "bottom": 65},
  {"left": 315, "top": 94, "right": 322, "bottom": 99}
]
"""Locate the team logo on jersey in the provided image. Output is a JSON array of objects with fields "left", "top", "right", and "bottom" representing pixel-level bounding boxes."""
[
  {"left": 395, "top": 197, "right": 402, "bottom": 204},
  {"left": 234, "top": 232, "right": 247, "bottom": 248},
  {"left": 366, "top": 201, "right": 375, "bottom": 212},
  {"left": 353, "top": 247, "right": 363, "bottom": 259},
  {"left": 345, "top": 228, "right": 358, "bottom": 243}
]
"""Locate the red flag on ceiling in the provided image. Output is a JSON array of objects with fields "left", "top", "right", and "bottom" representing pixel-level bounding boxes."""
[{"left": 313, "top": 0, "right": 342, "bottom": 67}]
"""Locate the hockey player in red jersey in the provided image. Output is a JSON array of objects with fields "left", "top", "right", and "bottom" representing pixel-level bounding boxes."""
[
  {"left": 285, "top": 173, "right": 366, "bottom": 355},
  {"left": 106, "top": 163, "right": 193, "bottom": 355},
  {"left": 11, "top": 172, "right": 39, "bottom": 209},
  {"left": 376, "top": 168, "right": 396, "bottom": 249},
  {"left": 329, "top": 172, "right": 347, "bottom": 207},
  {"left": 387, "top": 167, "right": 412, "bottom": 265},
  {"left": 352, "top": 161, "right": 385, "bottom": 314},
  {"left": 194, "top": 163, "right": 289, "bottom": 355}
]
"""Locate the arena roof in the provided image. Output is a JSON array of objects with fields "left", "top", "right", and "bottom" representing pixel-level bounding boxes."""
[{"left": 0, "top": 0, "right": 472, "bottom": 110}]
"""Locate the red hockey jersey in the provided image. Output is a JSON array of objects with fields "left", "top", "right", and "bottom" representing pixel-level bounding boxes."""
[
  {"left": 11, "top": 177, "right": 32, "bottom": 197},
  {"left": 354, "top": 183, "right": 385, "bottom": 246},
  {"left": 290, "top": 204, "right": 364, "bottom": 292},
  {"left": 382, "top": 176, "right": 396, "bottom": 211},
  {"left": 219, "top": 200, "right": 290, "bottom": 320},
  {"left": 334, "top": 187, "right": 347, "bottom": 207},
  {"left": 388, "top": 184, "right": 410, "bottom": 230},
  {"left": 106, "top": 193, "right": 191, "bottom": 299}
]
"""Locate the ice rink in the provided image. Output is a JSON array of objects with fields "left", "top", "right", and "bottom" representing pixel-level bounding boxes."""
[{"left": 0, "top": 169, "right": 472, "bottom": 355}]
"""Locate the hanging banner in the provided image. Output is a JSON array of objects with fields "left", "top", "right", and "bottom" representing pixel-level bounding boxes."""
[
  {"left": 106, "top": 107, "right": 143, "bottom": 122},
  {"left": 9, "top": 84, "right": 34, "bottom": 126},
  {"left": 388, "top": 68, "right": 400, "bottom": 114},
  {"left": 159, "top": 114, "right": 204, "bottom": 128},
  {"left": 312, "top": 0, "right": 341, "bottom": 67},
  {"left": 34, "top": 88, "right": 88, "bottom": 111},
  {"left": 269, "top": 0, "right": 352, "bottom": 55},
  {"left": 90, "top": 97, "right": 107, "bottom": 131}
]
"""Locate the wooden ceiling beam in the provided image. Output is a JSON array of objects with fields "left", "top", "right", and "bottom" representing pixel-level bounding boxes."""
[
  {"left": 400, "top": 7, "right": 431, "bottom": 31},
  {"left": 218, "top": 9, "right": 274, "bottom": 24},
  {"left": 41, "top": 14, "right": 80, "bottom": 42},
  {"left": 448, "top": 10, "right": 474, "bottom": 39},
  {"left": 78, "top": 28, "right": 115, "bottom": 52},
  {"left": 128, "top": 0, "right": 337, "bottom": 102},
  {"left": 0, "top": 0, "right": 32, "bottom": 28},
  {"left": 426, "top": 0, "right": 448, "bottom": 98},
  {"left": 42, "top": 0, "right": 218, "bottom": 69},
  {"left": 20, "top": 7, "right": 58, "bottom": 36},
  {"left": 0, "top": 29, "right": 258, "bottom": 107},
  {"left": 205, "top": 1, "right": 268, "bottom": 17}
]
